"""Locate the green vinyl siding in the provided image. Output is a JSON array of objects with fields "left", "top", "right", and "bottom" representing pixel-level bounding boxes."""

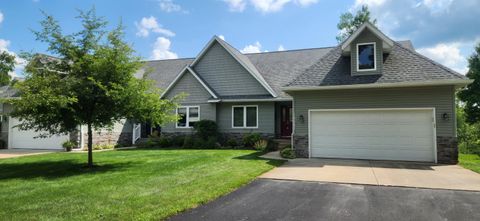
[
  {"left": 291, "top": 86, "right": 456, "bottom": 137},
  {"left": 193, "top": 42, "right": 269, "bottom": 96},
  {"left": 162, "top": 71, "right": 216, "bottom": 133}
]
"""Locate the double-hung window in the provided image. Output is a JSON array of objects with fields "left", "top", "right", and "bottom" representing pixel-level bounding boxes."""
[
  {"left": 176, "top": 106, "right": 200, "bottom": 128},
  {"left": 357, "top": 42, "right": 376, "bottom": 71},
  {"left": 232, "top": 105, "right": 258, "bottom": 128}
]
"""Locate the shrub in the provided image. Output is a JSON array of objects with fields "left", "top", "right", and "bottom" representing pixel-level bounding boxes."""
[
  {"left": 280, "top": 147, "right": 295, "bottom": 159},
  {"left": 171, "top": 135, "right": 185, "bottom": 147},
  {"left": 253, "top": 140, "right": 268, "bottom": 151},
  {"left": 183, "top": 135, "right": 194, "bottom": 149},
  {"left": 266, "top": 139, "right": 279, "bottom": 151},
  {"left": 92, "top": 144, "right": 115, "bottom": 150},
  {"left": 62, "top": 141, "right": 77, "bottom": 152},
  {"left": 0, "top": 139, "right": 6, "bottom": 149},
  {"left": 193, "top": 120, "right": 218, "bottom": 140},
  {"left": 225, "top": 138, "right": 238, "bottom": 148},
  {"left": 206, "top": 136, "right": 219, "bottom": 149},
  {"left": 157, "top": 137, "right": 171, "bottom": 148},
  {"left": 243, "top": 133, "right": 262, "bottom": 147}
]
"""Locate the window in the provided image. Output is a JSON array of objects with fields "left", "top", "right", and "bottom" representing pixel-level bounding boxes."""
[
  {"left": 232, "top": 105, "right": 258, "bottom": 128},
  {"left": 176, "top": 106, "right": 200, "bottom": 128},
  {"left": 357, "top": 42, "right": 376, "bottom": 71}
]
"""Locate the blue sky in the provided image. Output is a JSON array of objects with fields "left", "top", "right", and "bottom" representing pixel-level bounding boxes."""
[{"left": 0, "top": 0, "right": 479, "bottom": 76}]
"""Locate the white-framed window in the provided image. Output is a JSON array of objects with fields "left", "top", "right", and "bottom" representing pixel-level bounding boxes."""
[
  {"left": 356, "top": 42, "right": 376, "bottom": 71},
  {"left": 176, "top": 106, "right": 200, "bottom": 128},
  {"left": 232, "top": 105, "right": 258, "bottom": 128}
]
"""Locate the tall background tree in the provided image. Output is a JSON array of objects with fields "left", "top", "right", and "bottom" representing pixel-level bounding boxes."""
[
  {"left": 459, "top": 42, "right": 480, "bottom": 124},
  {"left": 336, "top": 5, "right": 377, "bottom": 42},
  {"left": 457, "top": 42, "right": 480, "bottom": 155},
  {"left": 8, "top": 9, "right": 180, "bottom": 167},
  {"left": 0, "top": 51, "right": 15, "bottom": 86}
]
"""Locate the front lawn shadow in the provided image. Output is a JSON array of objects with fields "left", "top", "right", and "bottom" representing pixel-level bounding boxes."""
[{"left": 0, "top": 160, "right": 133, "bottom": 180}]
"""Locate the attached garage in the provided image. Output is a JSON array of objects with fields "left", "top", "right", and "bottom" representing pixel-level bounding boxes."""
[
  {"left": 8, "top": 117, "right": 69, "bottom": 150},
  {"left": 309, "top": 108, "right": 436, "bottom": 162}
]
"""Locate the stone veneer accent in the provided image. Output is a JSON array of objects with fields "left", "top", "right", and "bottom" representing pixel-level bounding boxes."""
[
  {"left": 292, "top": 134, "right": 308, "bottom": 158},
  {"left": 436, "top": 136, "right": 458, "bottom": 164},
  {"left": 293, "top": 134, "right": 459, "bottom": 164},
  {"left": 82, "top": 131, "right": 132, "bottom": 148}
]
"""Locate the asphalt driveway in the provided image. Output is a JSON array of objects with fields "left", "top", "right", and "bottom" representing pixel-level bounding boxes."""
[
  {"left": 260, "top": 158, "right": 480, "bottom": 191},
  {"left": 169, "top": 179, "right": 480, "bottom": 221}
]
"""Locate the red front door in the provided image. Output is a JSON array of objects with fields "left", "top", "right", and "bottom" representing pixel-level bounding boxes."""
[{"left": 280, "top": 106, "right": 292, "bottom": 137}]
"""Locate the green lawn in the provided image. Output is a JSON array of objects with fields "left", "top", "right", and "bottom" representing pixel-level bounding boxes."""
[
  {"left": 459, "top": 153, "right": 480, "bottom": 174},
  {"left": 0, "top": 149, "right": 283, "bottom": 220}
]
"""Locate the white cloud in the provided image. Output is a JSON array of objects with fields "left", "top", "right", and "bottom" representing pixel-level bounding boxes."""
[
  {"left": 277, "top": 45, "right": 285, "bottom": 51},
  {"left": 135, "top": 16, "right": 175, "bottom": 38},
  {"left": 224, "top": 0, "right": 318, "bottom": 13},
  {"left": 218, "top": 35, "right": 225, "bottom": 40},
  {"left": 224, "top": 0, "right": 247, "bottom": 12},
  {"left": 0, "top": 39, "right": 26, "bottom": 77},
  {"left": 0, "top": 11, "right": 3, "bottom": 24},
  {"left": 151, "top": 37, "right": 178, "bottom": 60},
  {"left": 158, "top": 0, "right": 187, "bottom": 13},
  {"left": 417, "top": 42, "right": 468, "bottom": 74},
  {"left": 241, "top": 41, "right": 263, "bottom": 53}
]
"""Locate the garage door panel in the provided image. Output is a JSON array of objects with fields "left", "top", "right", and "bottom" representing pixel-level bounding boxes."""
[
  {"left": 309, "top": 109, "right": 435, "bottom": 162},
  {"left": 9, "top": 118, "right": 68, "bottom": 150},
  {"left": 311, "top": 147, "right": 434, "bottom": 162},
  {"left": 311, "top": 125, "right": 432, "bottom": 137},
  {"left": 311, "top": 136, "right": 433, "bottom": 150}
]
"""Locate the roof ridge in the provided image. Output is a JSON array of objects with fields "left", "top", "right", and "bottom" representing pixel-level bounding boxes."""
[
  {"left": 144, "top": 57, "right": 195, "bottom": 62},
  {"left": 245, "top": 46, "right": 336, "bottom": 55},
  {"left": 393, "top": 42, "right": 466, "bottom": 79}
]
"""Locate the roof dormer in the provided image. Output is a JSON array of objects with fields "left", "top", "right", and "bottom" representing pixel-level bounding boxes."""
[{"left": 341, "top": 22, "right": 394, "bottom": 76}]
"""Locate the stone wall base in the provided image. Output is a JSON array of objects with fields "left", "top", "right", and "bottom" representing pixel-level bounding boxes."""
[
  {"left": 292, "top": 134, "right": 308, "bottom": 158},
  {"left": 81, "top": 131, "right": 132, "bottom": 148},
  {"left": 437, "top": 136, "right": 458, "bottom": 164},
  {"left": 292, "top": 134, "right": 459, "bottom": 164},
  {"left": 161, "top": 132, "right": 275, "bottom": 146}
]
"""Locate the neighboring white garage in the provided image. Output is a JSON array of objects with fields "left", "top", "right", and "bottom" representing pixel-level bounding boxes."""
[
  {"left": 8, "top": 117, "right": 69, "bottom": 150},
  {"left": 309, "top": 108, "right": 436, "bottom": 162}
]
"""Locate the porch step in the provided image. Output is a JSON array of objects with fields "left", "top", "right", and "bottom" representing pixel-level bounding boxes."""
[{"left": 274, "top": 139, "right": 291, "bottom": 148}]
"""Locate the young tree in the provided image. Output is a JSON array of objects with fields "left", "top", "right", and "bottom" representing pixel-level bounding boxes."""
[
  {"left": 8, "top": 9, "right": 180, "bottom": 168},
  {"left": 458, "top": 42, "right": 480, "bottom": 124},
  {"left": 336, "top": 5, "right": 377, "bottom": 42},
  {"left": 0, "top": 51, "right": 15, "bottom": 86}
]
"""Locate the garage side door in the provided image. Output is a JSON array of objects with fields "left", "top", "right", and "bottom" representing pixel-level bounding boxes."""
[
  {"left": 310, "top": 109, "right": 435, "bottom": 162},
  {"left": 9, "top": 118, "right": 69, "bottom": 150}
]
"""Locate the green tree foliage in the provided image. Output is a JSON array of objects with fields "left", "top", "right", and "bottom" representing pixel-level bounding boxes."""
[
  {"left": 456, "top": 103, "right": 480, "bottom": 155},
  {"left": 458, "top": 42, "right": 480, "bottom": 124},
  {"left": 0, "top": 51, "right": 15, "bottom": 86},
  {"left": 336, "top": 5, "right": 377, "bottom": 42},
  {"left": 7, "top": 9, "right": 180, "bottom": 167}
]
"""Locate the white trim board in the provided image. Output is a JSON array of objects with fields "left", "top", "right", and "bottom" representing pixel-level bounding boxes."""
[
  {"left": 356, "top": 42, "right": 377, "bottom": 72},
  {"left": 160, "top": 66, "right": 218, "bottom": 99},
  {"left": 175, "top": 105, "right": 200, "bottom": 129}
]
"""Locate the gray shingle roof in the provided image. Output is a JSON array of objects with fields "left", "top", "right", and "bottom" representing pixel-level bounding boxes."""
[
  {"left": 141, "top": 39, "right": 467, "bottom": 100},
  {"left": 142, "top": 47, "right": 333, "bottom": 98},
  {"left": 286, "top": 42, "right": 468, "bottom": 87}
]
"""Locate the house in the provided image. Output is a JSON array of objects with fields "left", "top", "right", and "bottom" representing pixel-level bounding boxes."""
[
  {"left": 141, "top": 22, "right": 470, "bottom": 164},
  {"left": 0, "top": 22, "right": 471, "bottom": 164}
]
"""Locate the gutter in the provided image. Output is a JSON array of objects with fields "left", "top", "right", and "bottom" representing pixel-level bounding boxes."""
[
  {"left": 207, "top": 98, "right": 292, "bottom": 103},
  {"left": 282, "top": 79, "right": 473, "bottom": 92}
]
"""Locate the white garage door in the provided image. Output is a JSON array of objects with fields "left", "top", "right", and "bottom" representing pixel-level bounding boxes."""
[
  {"left": 8, "top": 118, "right": 69, "bottom": 150},
  {"left": 309, "top": 108, "right": 436, "bottom": 162}
]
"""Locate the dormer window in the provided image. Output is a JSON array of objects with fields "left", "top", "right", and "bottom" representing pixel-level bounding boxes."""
[{"left": 357, "top": 42, "right": 376, "bottom": 71}]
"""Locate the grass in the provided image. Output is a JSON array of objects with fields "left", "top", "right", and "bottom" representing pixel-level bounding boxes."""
[
  {"left": 459, "top": 153, "right": 480, "bottom": 174},
  {"left": 0, "top": 148, "right": 283, "bottom": 220}
]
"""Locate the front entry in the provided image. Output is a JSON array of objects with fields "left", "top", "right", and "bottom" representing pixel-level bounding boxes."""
[{"left": 280, "top": 106, "right": 292, "bottom": 137}]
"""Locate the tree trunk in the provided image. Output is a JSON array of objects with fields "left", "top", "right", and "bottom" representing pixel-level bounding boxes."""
[{"left": 87, "top": 123, "right": 93, "bottom": 168}]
